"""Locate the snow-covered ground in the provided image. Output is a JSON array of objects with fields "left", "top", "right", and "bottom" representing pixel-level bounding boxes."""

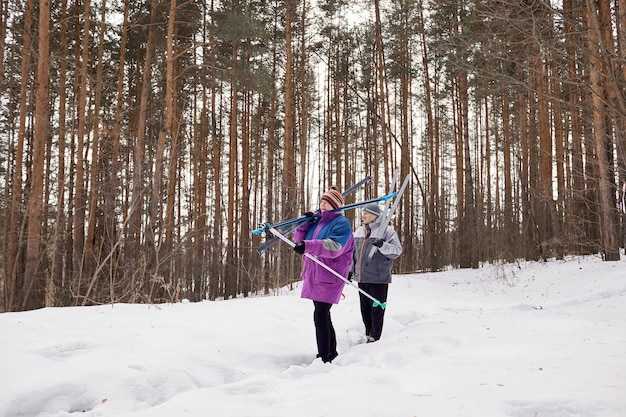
[{"left": 1, "top": 254, "right": 625, "bottom": 417}]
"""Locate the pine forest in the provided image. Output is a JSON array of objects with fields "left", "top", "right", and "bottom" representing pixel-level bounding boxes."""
[{"left": 1, "top": 0, "right": 625, "bottom": 312}]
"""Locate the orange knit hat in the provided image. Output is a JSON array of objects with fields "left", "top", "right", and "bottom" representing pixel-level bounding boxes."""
[{"left": 321, "top": 187, "right": 344, "bottom": 209}]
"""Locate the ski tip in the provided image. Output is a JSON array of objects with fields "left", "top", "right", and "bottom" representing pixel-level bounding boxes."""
[
  {"left": 252, "top": 223, "right": 271, "bottom": 235},
  {"left": 381, "top": 192, "right": 397, "bottom": 201}
]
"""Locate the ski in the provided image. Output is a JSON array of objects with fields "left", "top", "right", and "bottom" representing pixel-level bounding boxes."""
[
  {"left": 252, "top": 192, "right": 397, "bottom": 236},
  {"left": 378, "top": 169, "right": 400, "bottom": 228},
  {"left": 255, "top": 176, "right": 372, "bottom": 253},
  {"left": 364, "top": 173, "right": 410, "bottom": 266},
  {"left": 268, "top": 227, "right": 386, "bottom": 309}
]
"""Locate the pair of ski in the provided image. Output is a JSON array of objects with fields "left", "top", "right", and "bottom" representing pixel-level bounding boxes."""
[
  {"left": 253, "top": 175, "right": 382, "bottom": 251},
  {"left": 255, "top": 173, "right": 409, "bottom": 309},
  {"left": 363, "top": 170, "right": 410, "bottom": 266}
]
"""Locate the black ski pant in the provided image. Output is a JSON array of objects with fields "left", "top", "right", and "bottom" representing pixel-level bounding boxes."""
[
  {"left": 358, "top": 282, "right": 389, "bottom": 341},
  {"left": 313, "top": 301, "right": 337, "bottom": 362}
]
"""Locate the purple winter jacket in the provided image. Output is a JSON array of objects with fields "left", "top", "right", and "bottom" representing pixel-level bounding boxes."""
[{"left": 293, "top": 210, "right": 354, "bottom": 304}]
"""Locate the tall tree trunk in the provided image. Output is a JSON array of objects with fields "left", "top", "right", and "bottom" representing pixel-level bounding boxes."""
[
  {"left": 502, "top": 93, "right": 515, "bottom": 260},
  {"left": 127, "top": 0, "right": 158, "bottom": 284},
  {"left": 84, "top": 0, "right": 107, "bottom": 295},
  {"left": 73, "top": 0, "right": 92, "bottom": 303},
  {"left": 53, "top": 0, "right": 70, "bottom": 306},
  {"left": 240, "top": 90, "right": 251, "bottom": 296},
  {"left": 298, "top": 0, "right": 309, "bottom": 211},
  {"left": 458, "top": 71, "right": 479, "bottom": 268},
  {"left": 619, "top": 0, "right": 626, "bottom": 249},
  {"left": 398, "top": 0, "right": 413, "bottom": 272},
  {"left": 149, "top": 0, "right": 178, "bottom": 301},
  {"left": 283, "top": 0, "right": 297, "bottom": 213},
  {"left": 209, "top": 0, "right": 223, "bottom": 300},
  {"left": 419, "top": 2, "right": 438, "bottom": 271},
  {"left": 483, "top": 92, "right": 492, "bottom": 260},
  {"left": 22, "top": 0, "right": 51, "bottom": 310},
  {"left": 7, "top": 0, "right": 34, "bottom": 311},
  {"left": 453, "top": 88, "right": 465, "bottom": 267},
  {"left": 449, "top": 4, "right": 478, "bottom": 269},
  {"left": 374, "top": 0, "right": 391, "bottom": 188},
  {"left": 264, "top": 25, "right": 278, "bottom": 293},
  {"left": 537, "top": 52, "right": 554, "bottom": 248},
  {"left": 564, "top": 0, "right": 587, "bottom": 253},
  {"left": 282, "top": 0, "right": 297, "bottom": 284},
  {"left": 107, "top": 0, "right": 129, "bottom": 303},
  {"left": 164, "top": 101, "right": 182, "bottom": 299},
  {"left": 191, "top": 9, "right": 209, "bottom": 302},
  {"left": 586, "top": 0, "right": 620, "bottom": 260},
  {"left": 226, "top": 0, "right": 240, "bottom": 299},
  {"left": 551, "top": 55, "right": 565, "bottom": 257}
]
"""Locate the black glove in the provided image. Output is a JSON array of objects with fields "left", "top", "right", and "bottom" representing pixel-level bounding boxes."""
[
  {"left": 371, "top": 238, "right": 384, "bottom": 248},
  {"left": 347, "top": 271, "right": 353, "bottom": 282},
  {"left": 294, "top": 241, "right": 306, "bottom": 254},
  {"left": 303, "top": 211, "right": 319, "bottom": 223}
]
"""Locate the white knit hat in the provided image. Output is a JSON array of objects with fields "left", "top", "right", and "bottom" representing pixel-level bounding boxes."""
[{"left": 364, "top": 203, "right": 381, "bottom": 216}]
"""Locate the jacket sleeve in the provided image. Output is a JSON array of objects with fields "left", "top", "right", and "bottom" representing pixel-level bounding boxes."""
[
  {"left": 293, "top": 222, "right": 311, "bottom": 243},
  {"left": 378, "top": 227, "right": 403, "bottom": 260},
  {"left": 304, "top": 218, "right": 352, "bottom": 259}
]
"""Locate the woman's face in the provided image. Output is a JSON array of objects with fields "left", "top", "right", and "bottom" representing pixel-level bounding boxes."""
[{"left": 320, "top": 199, "right": 333, "bottom": 212}]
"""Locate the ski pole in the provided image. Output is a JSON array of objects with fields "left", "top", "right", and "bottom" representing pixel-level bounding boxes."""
[{"left": 268, "top": 227, "right": 387, "bottom": 309}]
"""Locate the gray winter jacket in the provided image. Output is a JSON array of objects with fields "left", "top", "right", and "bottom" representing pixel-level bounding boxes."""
[{"left": 353, "top": 216, "right": 403, "bottom": 284}]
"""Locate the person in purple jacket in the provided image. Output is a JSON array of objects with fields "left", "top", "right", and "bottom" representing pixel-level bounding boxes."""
[{"left": 293, "top": 186, "right": 355, "bottom": 363}]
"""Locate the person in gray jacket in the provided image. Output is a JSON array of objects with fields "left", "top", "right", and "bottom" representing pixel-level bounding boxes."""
[{"left": 352, "top": 203, "right": 403, "bottom": 342}]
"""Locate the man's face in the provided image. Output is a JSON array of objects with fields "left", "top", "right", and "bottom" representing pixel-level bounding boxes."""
[{"left": 362, "top": 210, "right": 378, "bottom": 225}]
